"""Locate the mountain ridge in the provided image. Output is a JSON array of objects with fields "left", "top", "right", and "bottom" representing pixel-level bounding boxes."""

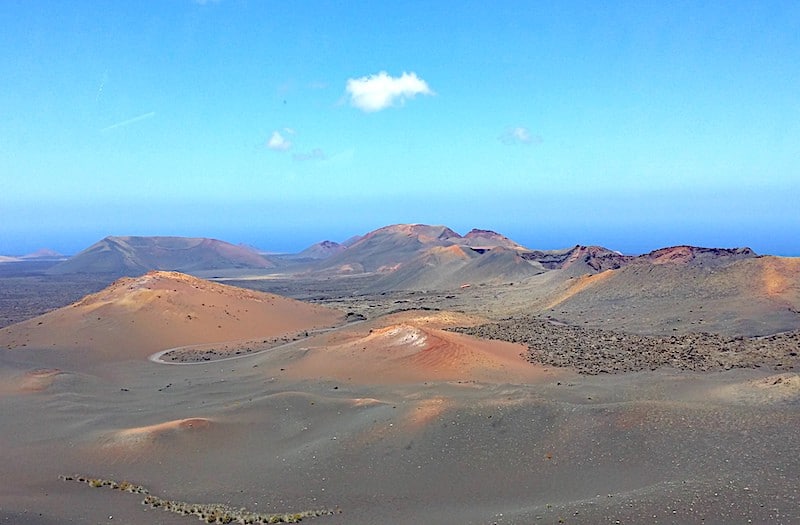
[{"left": 41, "top": 226, "right": 768, "bottom": 298}]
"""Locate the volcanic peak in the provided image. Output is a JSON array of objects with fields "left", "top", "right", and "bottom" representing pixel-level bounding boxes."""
[
  {"left": 644, "top": 245, "right": 757, "bottom": 265},
  {"left": 364, "top": 224, "right": 462, "bottom": 243},
  {"left": 460, "top": 229, "right": 528, "bottom": 250},
  {"left": 297, "top": 240, "right": 346, "bottom": 259}
]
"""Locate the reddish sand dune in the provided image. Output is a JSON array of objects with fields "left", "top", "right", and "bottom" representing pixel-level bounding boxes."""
[
  {"left": 98, "top": 418, "right": 216, "bottom": 460},
  {"left": 760, "top": 256, "right": 800, "bottom": 300},
  {"left": 0, "top": 368, "right": 64, "bottom": 394},
  {"left": 17, "top": 368, "right": 62, "bottom": 392},
  {"left": 543, "top": 269, "right": 615, "bottom": 310},
  {"left": 0, "top": 271, "right": 344, "bottom": 361},
  {"left": 431, "top": 244, "right": 473, "bottom": 260},
  {"left": 401, "top": 396, "right": 449, "bottom": 430},
  {"left": 105, "top": 418, "right": 213, "bottom": 446},
  {"left": 286, "top": 310, "right": 561, "bottom": 384},
  {"left": 712, "top": 373, "right": 800, "bottom": 404}
]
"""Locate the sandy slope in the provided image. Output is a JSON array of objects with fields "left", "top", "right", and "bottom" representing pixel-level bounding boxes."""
[
  {"left": 485, "top": 255, "right": 800, "bottom": 336},
  {"left": 1, "top": 340, "right": 797, "bottom": 524},
  {"left": 0, "top": 271, "right": 344, "bottom": 363},
  {"left": 1, "top": 276, "right": 799, "bottom": 524}
]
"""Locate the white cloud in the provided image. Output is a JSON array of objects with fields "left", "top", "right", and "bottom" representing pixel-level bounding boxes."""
[
  {"left": 267, "top": 130, "right": 292, "bottom": 151},
  {"left": 499, "top": 126, "right": 542, "bottom": 145},
  {"left": 346, "top": 71, "right": 434, "bottom": 112}
]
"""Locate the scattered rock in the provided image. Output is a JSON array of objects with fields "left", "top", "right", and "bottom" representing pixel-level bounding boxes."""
[{"left": 450, "top": 317, "right": 800, "bottom": 374}]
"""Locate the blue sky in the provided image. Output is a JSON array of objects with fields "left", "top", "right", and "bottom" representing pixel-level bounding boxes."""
[{"left": 2, "top": 1, "right": 799, "bottom": 255}]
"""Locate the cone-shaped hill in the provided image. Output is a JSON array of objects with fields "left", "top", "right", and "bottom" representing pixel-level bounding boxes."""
[
  {"left": 0, "top": 271, "right": 344, "bottom": 362},
  {"left": 315, "top": 224, "right": 464, "bottom": 274},
  {"left": 460, "top": 228, "right": 528, "bottom": 250},
  {"left": 295, "top": 240, "right": 347, "bottom": 260}
]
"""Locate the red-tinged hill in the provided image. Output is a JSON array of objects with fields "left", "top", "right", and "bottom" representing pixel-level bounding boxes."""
[
  {"left": 306, "top": 224, "right": 639, "bottom": 291},
  {"left": 284, "top": 310, "right": 557, "bottom": 384},
  {"left": 0, "top": 271, "right": 344, "bottom": 363},
  {"left": 459, "top": 229, "right": 529, "bottom": 250},
  {"left": 315, "top": 224, "right": 464, "bottom": 274},
  {"left": 643, "top": 245, "right": 756, "bottom": 265},
  {"left": 312, "top": 223, "right": 535, "bottom": 278}
]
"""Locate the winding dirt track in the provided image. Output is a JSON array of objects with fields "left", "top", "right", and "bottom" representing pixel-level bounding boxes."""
[{"left": 147, "top": 322, "right": 362, "bottom": 365}]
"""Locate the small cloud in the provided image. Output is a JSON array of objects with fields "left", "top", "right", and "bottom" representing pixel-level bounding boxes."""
[
  {"left": 499, "top": 126, "right": 542, "bottom": 145},
  {"left": 346, "top": 71, "right": 434, "bottom": 112},
  {"left": 267, "top": 130, "right": 292, "bottom": 151},
  {"left": 293, "top": 148, "right": 327, "bottom": 162}
]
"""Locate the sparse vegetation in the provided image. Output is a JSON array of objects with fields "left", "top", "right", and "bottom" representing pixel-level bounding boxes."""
[{"left": 61, "top": 474, "right": 339, "bottom": 523}]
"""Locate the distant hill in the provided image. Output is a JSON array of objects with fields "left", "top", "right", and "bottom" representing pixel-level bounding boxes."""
[
  {"left": 459, "top": 229, "right": 528, "bottom": 250},
  {"left": 307, "top": 224, "right": 646, "bottom": 291},
  {"left": 642, "top": 245, "right": 756, "bottom": 265},
  {"left": 47, "top": 236, "right": 276, "bottom": 276},
  {"left": 315, "top": 224, "right": 464, "bottom": 274},
  {"left": 295, "top": 240, "right": 347, "bottom": 260},
  {"left": 341, "top": 227, "right": 627, "bottom": 277},
  {"left": 369, "top": 245, "right": 546, "bottom": 292},
  {"left": 456, "top": 246, "right": 546, "bottom": 282},
  {"left": 498, "top": 247, "right": 799, "bottom": 336},
  {"left": 0, "top": 248, "right": 65, "bottom": 263},
  {"left": 21, "top": 248, "right": 65, "bottom": 260},
  {"left": 367, "top": 245, "right": 480, "bottom": 291},
  {"left": 521, "top": 245, "right": 631, "bottom": 274},
  {"left": 36, "top": 227, "right": 777, "bottom": 318}
]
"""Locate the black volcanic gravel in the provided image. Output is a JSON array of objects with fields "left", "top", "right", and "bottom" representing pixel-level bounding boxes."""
[{"left": 449, "top": 316, "right": 800, "bottom": 374}]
